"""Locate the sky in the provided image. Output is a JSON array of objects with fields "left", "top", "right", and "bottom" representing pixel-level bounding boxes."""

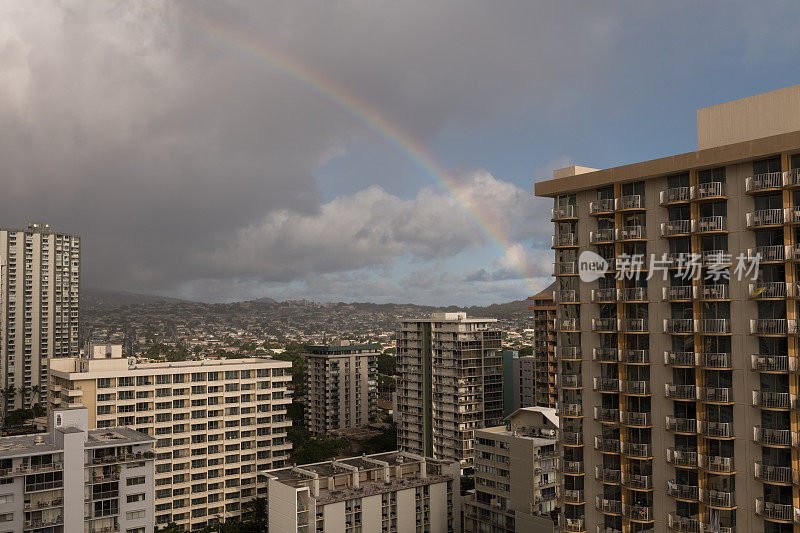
[{"left": 3, "top": 1, "right": 800, "bottom": 305}]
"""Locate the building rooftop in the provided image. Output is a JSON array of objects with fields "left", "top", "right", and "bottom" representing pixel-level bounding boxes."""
[
  {"left": 86, "top": 426, "right": 156, "bottom": 448},
  {"left": 304, "top": 343, "right": 381, "bottom": 355}
]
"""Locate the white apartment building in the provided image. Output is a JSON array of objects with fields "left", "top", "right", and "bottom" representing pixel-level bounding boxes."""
[
  {"left": 48, "top": 345, "right": 292, "bottom": 530},
  {"left": 265, "top": 451, "right": 461, "bottom": 533},
  {"left": 464, "top": 407, "right": 559, "bottom": 533},
  {"left": 397, "top": 313, "right": 503, "bottom": 474},
  {"left": 303, "top": 343, "right": 378, "bottom": 434},
  {"left": 0, "top": 223, "right": 80, "bottom": 410},
  {"left": 0, "top": 406, "right": 155, "bottom": 533}
]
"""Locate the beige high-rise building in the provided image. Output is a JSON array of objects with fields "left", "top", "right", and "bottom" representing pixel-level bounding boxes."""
[
  {"left": 396, "top": 312, "right": 503, "bottom": 474},
  {"left": 528, "top": 282, "right": 558, "bottom": 408},
  {"left": 48, "top": 344, "right": 292, "bottom": 530},
  {"left": 303, "top": 343, "right": 378, "bottom": 435},
  {"left": 535, "top": 84, "right": 800, "bottom": 533},
  {"left": 0, "top": 223, "right": 80, "bottom": 410},
  {"left": 463, "top": 406, "right": 559, "bottom": 533}
]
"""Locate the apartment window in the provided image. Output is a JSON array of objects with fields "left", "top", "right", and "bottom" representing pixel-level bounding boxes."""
[
  {"left": 0, "top": 513, "right": 12, "bottom": 522},
  {"left": 127, "top": 493, "right": 146, "bottom": 503},
  {"left": 127, "top": 476, "right": 146, "bottom": 486},
  {"left": 126, "top": 510, "right": 146, "bottom": 520},
  {"left": 0, "top": 494, "right": 12, "bottom": 505},
  {"left": 127, "top": 528, "right": 146, "bottom": 533}
]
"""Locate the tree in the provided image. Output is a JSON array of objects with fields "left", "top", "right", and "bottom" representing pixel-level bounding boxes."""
[
  {"left": 30, "top": 385, "right": 41, "bottom": 405},
  {"left": 1, "top": 387, "right": 16, "bottom": 415},
  {"left": 377, "top": 353, "right": 395, "bottom": 375},
  {"left": 243, "top": 497, "right": 268, "bottom": 533},
  {"left": 17, "top": 386, "right": 29, "bottom": 406}
]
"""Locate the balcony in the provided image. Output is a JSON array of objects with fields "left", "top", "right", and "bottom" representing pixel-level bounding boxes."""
[
  {"left": 751, "top": 318, "right": 794, "bottom": 335},
  {"left": 559, "top": 489, "right": 585, "bottom": 504},
  {"left": 552, "top": 233, "right": 578, "bottom": 248},
  {"left": 746, "top": 209, "right": 784, "bottom": 228},
  {"left": 594, "top": 436, "right": 621, "bottom": 454},
  {"left": 558, "top": 346, "right": 582, "bottom": 360},
  {"left": 622, "top": 503, "right": 653, "bottom": 522},
  {"left": 786, "top": 206, "right": 800, "bottom": 224},
  {"left": 589, "top": 198, "right": 615, "bottom": 215},
  {"left": 592, "top": 318, "right": 617, "bottom": 332},
  {"left": 623, "top": 380, "right": 651, "bottom": 395},
  {"left": 595, "top": 466, "right": 621, "bottom": 484},
  {"left": 591, "top": 288, "right": 617, "bottom": 303},
  {"left": 557, "top": 318, "right": 580, "bottom": 332},
  {"left": 699, "top": 421, "right": 734, "bottom": 438},
  {"left": 755, "top": 462, "right": 798, "bottom": 484},
  {"left": 699, "top": 454, "right": 734, "bottom": 473},
  {"left": 560, "top": 375, "right": 582, "bottom": 388},
  {"left": 754, "top": 426, "right": 798, "bottom": 447},
  {"left": 618, "top": 287, "right": 647, "bottom": 302},
  {"left": 750, "top": 245, "right": 785, "bottom": 262},
  {"left": 660, "top": 187, "right": 691, "bottom": 205},
  {"left": 663, "top": 286, "right": 692, "bottom": 301},
  {"left": 699, "top": 352, "right": 732, "bottom": 369},
  {"left": 668, "top": 513, "right": 701, "bottom": 533},
  {"left": 694, "top": 285, "right": 729, "bottom": 300},
  {"left": 554, "top": 290, "right": 579, "bottom": 304},
  {"left": 667, "top": 481, "right": 700, "bottom": 502},
  {"left": 552, "top": 205, "right": 578, "bottom": 221},
  {"left": 665, "top": 351, "right": 697, "bottom": 367},
  {"left": 592, "top": 347, "right": 620, "bottom": 362},
  {"left": 665, "top": 383, "right": 698, "bottom": 400},
  {"left": 595, "top": 496, "right": 622, "bottom": 514},
  {"left": 693, "top": 216, "right": 727, "bottom": 233},
  {"left": 621, "top": 442, "right": 652, "bottom": 458},
  {"left": 560, "top": 431, "right": 584, "bottom": 446},
  {"left": 746, "top": 172, "right": 783, "bottom": 192},
  {"left": 621, "top": 349, "right": 649, "bottom": 364},
  {"left": 701, "top": 387, "right": 732, "bottom": 403},
  {"left": 753, "top": 390, "right": 795, "bottom": 409},
  {"left": 593, "top": 407, "right": 621, "bottom": 424},
  {"left": 616, "top": 226, "right": 645, "bottom": 241},
  {"left": 661, "top": 220, "right": 692, "bottom": 237},
  {"left": 593, "top": 378, "right": 622, "bottom": 393},
  {"left": 619, "top": 318, "right": 648, "bottom": 333},
  {"left": 786, "top": 168, "right": 800, "bottom": 187},
  {"left": 589, "top": 228, "right": 615, "bottom": 244},
  {"left": 616, "top": 194, "right": 644, "bottom": 211},
  {"left": 666, "top": 447, "right": 698, "bottom": 468},
  {"left": 750, "top": 282, "right": 787, "bottom": 299},
  {"left": 664, "top": 319, "right": 694, "bottom": 334},
  {"left": 559, "top": 517, "right": 586, "bottom": 533},
  {"left": 788, "top": 244, "right": 800, "bottom": 261},
  {"left": 751, "top": 354, "right": 795, "bottom": 372},
  {"left": 561, "top": 460, "right": 584, "bottom": 475},
  {"left": 701, "top": 489, "right": 735, "bottom": 508},
  {"left": 755, "top": 498, "right": 797, "bottom": 522},
  {"left": 555, "top": 261, "right": 578, "bottom": 276},
  {"left": 557, "top": 402, "right": 583, "bottom": 417},
  {"left": 666, "top": 416, "right": 699, "bottom": 434},
  {"left": 692, "top": 181, "right": 726, "bottom": 200},
  {"left": 618, "top": 410, "right": 650, "bottom": 429},
  {"left": 702, "top": 249, "right": 732, "bottom": 266}
]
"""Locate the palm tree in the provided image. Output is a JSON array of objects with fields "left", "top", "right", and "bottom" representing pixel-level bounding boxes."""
[
  {"left": 30, "top": 385, "right": 41, "bottom": 406},
  {"left": 17, "top": 386, "right": 29, "bottom": 408},
  {"left": 244, "top": 497, "right": 268, "bottom": 532},
  {"left": 1, "top": 386, "right": 16, "bottom": 418}
]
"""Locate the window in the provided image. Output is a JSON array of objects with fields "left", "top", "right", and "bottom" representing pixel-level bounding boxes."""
[
  {"left": 126, "top": 510, "right": 146, "bottom": 520},
  {"left": 0, "top": 513, "right": 12, "bottom": 522},
  {"left": 127, "top": 493, "right": 146, "bottom": 504},
  {"left": 127, "top": 528, "right": 146, "bottom": 533},
  {"left": 127, "top": 476, "right": 146, "bottom": 486},
  {"left": 0, "top": 494, "right": 12, "bottom": 505}
]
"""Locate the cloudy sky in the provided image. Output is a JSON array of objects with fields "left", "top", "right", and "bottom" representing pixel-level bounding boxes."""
[{"left": 3, "top": 1, "right": 800, "bottom": 305}]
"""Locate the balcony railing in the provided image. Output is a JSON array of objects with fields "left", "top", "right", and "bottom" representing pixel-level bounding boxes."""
[
  {"left": 748, "top": 245, "right": 785, "bottom": 263},
  {"left": 590, "top": 228, "right": 615, "bottom": 244},
  {"left": 785, "top": 206, "right": 800, "bottom": 224},
  {"left": 554, "top": 290, "right": 579, "bottom": 303},
  {"left": 660, "top": 187, "right": 691, "bottom": 205},
  {"left": 589, "top": 198, "right": 615, "bottom": 214},
  {"left": 753, "top": 426, "right": 798, "bottom": 447},
  {"left": 595, "top": 466, "right": 621, "bottom": 484},
  {"left": 786, "top": 168, "right": 800, "bottom": 187},
  {"left": 623, "top": 380, "right": 651, "bottom": 395},
  {"left": 594, "top": 436, "right": 621, "bottom": 453},
  {"left": 616, "top": 195, "right": 644, "bottom": 210},
  {"left": 663, "top": 286, "right": 692, "bottom": 301},
  {"left": 591, "top": 288, "right": 617, "bottom": 303},
  {"left": 666, "top": 447, "right": 698, "bottom": 467},
  {"left": 619, "top": 318, "right": 648, "bottom": 332},
  {"left": 701, "top": 387, "right": 732, "bottom": 403},
  {"left": 702, "top": 249, "right": 731, "bottom": 265},
  {"left": 559, "top": 517, "right": 586, "bottom": 532},
  {"left": 621, "top": 349, "right": 649, "bottom": 364},
  {"left": 701, "top": 489, "right": 735, "bottom": 508},
  {"left": 616, "top": 226, "right": 645, "bottom": 240},
  {"left": 552, "top": 205, "right": 578, "bottom": 220},
  {"left": 755, "top": 498, "right": 796, "bottom": 522},
  {"left": 699, "top": 352, "right": 732, "bottom": 369},
  {"left": 750, "top": 282, "right": 787, "bottom": 299},
  {"left": 668, "top": 482, "right": 700, "bottom": 501},
  {"left": 561, "top": 460, "right": 585, "bottom": 475},
  {"left": 664, "top": 319, "right": 694, "bottom": 334},
  {"left": 755, "top": 462, "right": 798, "bottom": 484},
  {"left": 592, "top": 318, "right": 617, "bottom": 332},
  {"left": 593, "top": 407, "right": 621, "bottom": 423},
  {"left": 747, "top": 209, "right": 784, "bottom": 228},
  {"left": 620, "top": 411, "right": 651, "bottom": 426},
  {"left": 595, "top": 496, "right": 622, "bottom": 514},
  {"left": 662, "top": 220, "right": 692, "bottom": 237},
  {"left": 668, "top": 513, "right": 701, "bottom": 533},
  {"left": 557, "top": 403, "right": 582, "bottom": 417},
  {"left": 666, "top": 416, "right": 699, "bottom": 433},
  {"left": 560, "top": 431, "right": 583, "bottom": 446},
  {"left": 788, "top": 244, "right": 800, "bottom": 261},
  {"left": 665, "top": 383, "right": 698, "bottom": 400},
  {"left": 621, "top": 442, "right": 652, "bottom": 458},
  {"left": 560, "top": 375, "right": 582, "bottom": 388},
  {"left": 553, "top": 233, "right": 578, "bottom": 247},
  {"left": 555, "top": 262, "right": 578, "bottom": 275},
  {"left": 693, "top": 216, "right": 727, "bottom": 233},
  {"left": 753, "top": 390, "right": 795, "bottom": 409},
  {"left": 559, "top": 489, "right": 585, "bottom": 504},
  {"left": 692, "top": 181, "right": 726, "bottom": 199},
  {"left": 751, "top": 354, "right": 795, "bottom": 372},
  {"left": 665, "top": 351, "right": 697, "bottom": 367},
  {"left": 699, "top": 454, "right": 734, "bottom": 473},
  {"left": 558, "top": 346, "right": 581, "bottom": 359},
  {"left": 592, "top": 347, "right": 620, "bottom": 362},
  {"left": 746, "top": 172, "right": 783, "bottom": 192},
  {"left": 622, "top": 503, "right": 653, "bottom": 522},
  {"left": 751, "top": 319, "right": 794, "bottom": 335},
  {"left": 618, "top": 287, "right": 647, "bottom": 301},
  {"left": 593, "top": 378, "right": 622, "bottom": 393},
  {"left": 557, "top": 318, "right": 580, "bottom": 331},
  {"left": 694, "top": 285, "right": 729, "bottom": 300},
  {"left": 699, "top": 421, "right": 734, "bottom": 438}
]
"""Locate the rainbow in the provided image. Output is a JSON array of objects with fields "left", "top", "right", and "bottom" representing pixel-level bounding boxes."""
[{"left": 186, "top": 10, "right": 543, "bottom": 292}]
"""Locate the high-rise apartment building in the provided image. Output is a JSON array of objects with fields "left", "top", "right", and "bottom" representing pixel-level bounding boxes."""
[
  {"left": 48, "top": 345, "right": 292, "bottom": 530},
  {"left": 512, "top": 355, "right": 537, "bottom": 410},
  {"left": 303, "top": 343, "right": 378, "bottom": 434},
  {"left": 0, "top": 223, "right": 80, "bottom": 410},
  {"left": 264, "top": 451, "right": 461, "bottom": 533},
  {"left": 535, "top": 84, "right": 800, "bottom": 533},
  {"left": 396, "top": 312, "right": 503, "bottom": 474},
  {"left": 528, "top": 282, "right": 558, "bottom": 408},
  {"left": 463, "top": 406, "right": 559, "bottom": 533},
  {"left": 0, "top": 406, "right": 155, "bottom": 533}
]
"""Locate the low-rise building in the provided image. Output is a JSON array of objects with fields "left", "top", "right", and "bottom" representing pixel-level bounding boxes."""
[
  {"left": 464, "top": 407, "right": 559, "bottom": 533},
  {"left": 0, "top": 406, "right": 155, "bottom": 533},
  {"left": 265, "top": 451, "right": 461, "bottom": 533}
]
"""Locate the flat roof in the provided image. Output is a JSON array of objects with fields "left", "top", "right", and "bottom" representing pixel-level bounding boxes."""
[{"left": 304, "top": 344, "right": 381, "bottom": 355}]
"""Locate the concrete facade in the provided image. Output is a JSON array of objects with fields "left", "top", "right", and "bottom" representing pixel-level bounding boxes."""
[
  {"left": 529, "top": 282, "right": 558, "bottom": 408},
  {"left": 0, "top": 223, "right": 80, "bottom": 411}
]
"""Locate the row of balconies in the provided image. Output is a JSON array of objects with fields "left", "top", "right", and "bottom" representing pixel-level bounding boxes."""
[
  {"left": 554, "top": 316, "right": 800, "bottom": 335},
  {"left": 666, "top": 483, "right": 735, "bottom": 507},
  {"left": 592, "top": 378, "right": 651, "bottom": 395},
  {"left": 587, "top": 195, "right": 645, "bottom": 215},
  {"left": 660, "top": 182, "right": 727, "bottom": 205},
  {"left": 660, "top": 217, "right": 727, "bottom": 237}
]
